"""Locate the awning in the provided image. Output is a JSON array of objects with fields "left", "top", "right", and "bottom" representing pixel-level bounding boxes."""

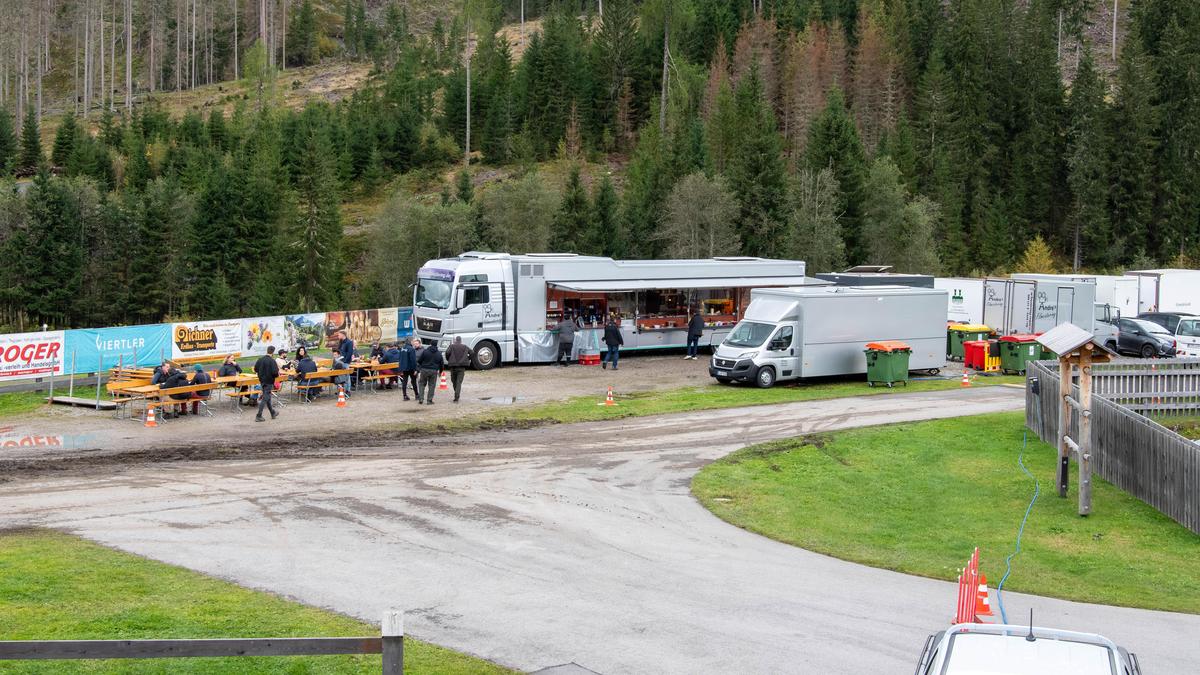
[{"left": 547, "top": 276, "right": 828, "bottom": 292}]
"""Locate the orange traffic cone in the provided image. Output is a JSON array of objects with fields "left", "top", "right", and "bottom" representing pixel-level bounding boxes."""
[
  {"left": 144, "top": 405, "right": 157, "bottom": 428},
  {"left": 438, "top": 371, "right": 449, "bottom": 391},
  {"left": 975, "top": 574, "right": 994, "bottom": 617},
  {"left": 961, "top": 370, "right": 971, "bottom": 387},
  {"left": 598, "top": 386, "right": 617, "bottom": 406},
  {"left": 336, "top": 385, "right": 347, "bottom": 408}
]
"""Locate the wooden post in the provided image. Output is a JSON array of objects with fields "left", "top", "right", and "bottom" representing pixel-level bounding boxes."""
[
  {"left": 381, "top": 611, "right": 403, "bottom": 675},
  {"left": 1078, "top": 347, "right": 1093, "bottom": 516},
  {"left": 1057, "top": 357, "right": 1072, "bottom": 497}
]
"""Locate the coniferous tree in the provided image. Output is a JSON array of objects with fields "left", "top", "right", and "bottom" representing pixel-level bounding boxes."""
[
  {"left": 455, "top": 169, "right": 474, "bottom": 204},
  {"left": 588, "top": 174, "right": 620, "bottom": 256},
  {"left": 726, "top": 68, "right": 787, "bottom": 256},
  {"left": 292, "top": 0, "right": 320, "bottom": 67},
  {"left": 1109, "top": 34, "right": 1159, "bottom": 261},
  {"left": 208, "top": 110, "right": 229, "bottom": 154},
  {"left": 0, "top": 110, "right": 15, "bottom": 174},
  {"left": 1014, "top": 235, "right": 1057, "bottom": 273},
  {"left": 1065, "top": 50, "right": 1113, "bottom": 270},
  {"left": 131, "top": 177, "right": 196, "bottom": 321},
  {"left": 478, "top": 173, "right": 557, "bottom": 252},
  {"left": 1152, "top": 15, "right": 1200, "bottom": 260},
  {"left": 18, "top": 109, "right": 43, "bottom": 173},
  {"left": 553, "top": 165, "right": 590, "bottom": 252},
  {"left": 622, "top": 115, "right": 673, "bottom": 258},
  {"left": 24, "top": 175, "right": 88, "bottom": 325},
  {"left": 805, "top": 87, "right": 866, "bottom": 262},
  {"left": 51, "top": 114, "right": 79, "bottom": 168},
  {"left": 290, "top": 126, "right": 344, "bottom": 311}
]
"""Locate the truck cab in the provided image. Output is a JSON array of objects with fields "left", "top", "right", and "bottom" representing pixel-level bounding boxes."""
[
  {"left": 413, "top": 256, "right": 514, "bottom": 369},
  {"left": 914, "top": 623, "right": 1141, "bottom": 675},
  {"left": 1094, "top": 303, "right": 1120, "bottom": 349},
  {"left": 711, "top": 319, "right": 796, "bottom": 388}
]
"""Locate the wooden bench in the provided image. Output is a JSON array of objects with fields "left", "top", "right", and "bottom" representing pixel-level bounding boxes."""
[
  {"left": 149, "top": 383, "right": 221, "bottom": 418},
  {"left": 295, "top": 368, "right": 353, "bottom": 402},
  {"left": 358, "top": 363, "right": 400, "bottom": 391},
  {"left": 106, "top": 380, "right": 152, "bottom": 419},
  {"left": 172, "top": 352, "right": 240, "bottom": 367}
]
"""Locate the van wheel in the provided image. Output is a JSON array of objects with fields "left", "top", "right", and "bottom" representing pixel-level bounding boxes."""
[
  {"left": 755, "top": 366, "right": 776, "bottom": 389},
  {"left": 473, "top": 341, "right": 499, "bottom": 370}
]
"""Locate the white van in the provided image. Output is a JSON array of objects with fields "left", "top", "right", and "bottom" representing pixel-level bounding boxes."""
[
  {"left": 709, "top": 286, "right": 947, "bottom": 387},
  {"left": 915, "top": 623, "right": 1141, "bottom": 675}
]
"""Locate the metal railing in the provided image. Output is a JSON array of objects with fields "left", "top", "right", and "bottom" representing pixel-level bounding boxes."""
[
  {"left": 0, "top": 611, "right": 404, "bottom": 673},
  {"left": 1027, "top": 361, "right": 1200, "bottom": 534}
]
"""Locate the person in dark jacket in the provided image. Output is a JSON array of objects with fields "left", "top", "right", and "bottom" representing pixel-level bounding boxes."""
[
  {"left": 398, "top": 339, "right": 418, "bottom": 400},
  {"left": 217, "top": 355, "right": 242, "bottom": 377},
  {"left": 381, "top": 343, "right": 402, "bottom": 389},
  {"left": 369, "top": 342, "right": 385, "bottom": 360},
  {"left": 151, "top": 361, "right": 173, "bottom": 386},
  {"left": 444, "top": 337, "right": 474, "bottom": 403},
  {"left": 603, "top": 315, "right": 624, "bottom": 370},
  {"left": 253, "top": 346, "right": 280, "bottom": 421},
  {"left": 295, "top": 347, "right": 322, "bottom": 402},
  {"left": 337, "top": 332, "right": 357, "bottom": 364},
  {"left": 415, "top": 341, "right": 444, "bottom": 405},
  {"left": 686, "top": 308, "right": 705, "bottom": 359},
  {"left": 188, "top": 364, "right": 212, "bottom": 415},
  {"left": 556, "top": 313, "right": 580, "bottom": 366},
  {"left": 162, "top": 367, "right": 191, "bottom": 417}
]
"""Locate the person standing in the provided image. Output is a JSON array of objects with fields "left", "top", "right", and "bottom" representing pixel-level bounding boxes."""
[
  {"left": 253, "top": 346, "right": 280, "bottom": 421},
  {"left": 686, "top": 307, "right": 705, "bottom": 359},
  {"left": 603, "top": 315, "right": 623, "bottom": 370},
  {"left": 556, "top": 312, "right": 579, "bottom": 366},
  {"left": 398, "top": 338, "right": 418, "bottom": 401},
  {"left": 338, "top": 331, "right": 357, "bottom": 364},
  {"left": 415, "top": 341, "right": 444, "bottom": 405},
  {"left": 444, "top": 336, "right": 474, "bottom": 403}
]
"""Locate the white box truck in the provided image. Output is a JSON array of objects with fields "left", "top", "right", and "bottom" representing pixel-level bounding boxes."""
[
  {"left": 1011, "top": 273, "right": 1137, "bottom": 318},
  {"left": 1126, "top": 269, "right": 1200, "bottom": 313},
  {"left": 935, "top": 278, "right": 985, "bottom": 325},
  {"left": 708, "top": 286, "right": 947, "bottom": 387},
  {"left": 412, "top": 252, "right": 824, "bottom": 368}
]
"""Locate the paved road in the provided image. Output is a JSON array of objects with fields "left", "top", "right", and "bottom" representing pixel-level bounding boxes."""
[{"left": 3, "top": 386, "right": 1197, "bottom": 673}]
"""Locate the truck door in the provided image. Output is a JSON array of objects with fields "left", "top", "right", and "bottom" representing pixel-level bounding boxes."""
[
  {"left": 983, "top": 280, "right": 1007, "bottom": 331},
  {"left": 1011, "top": 280, "right": 1036, "bottom": 334},
  {"left": 1138, "top": 275, "right": 1159, "bottom": 312},
  {"left": 764, "top": 325, "right": 799, "bottom": 380},
  {"left": 452, "top": 284, "right": 495, "bottom": 341},
  {"left": 1055, "top": 286, "right": 1075, "bottom": 327}
]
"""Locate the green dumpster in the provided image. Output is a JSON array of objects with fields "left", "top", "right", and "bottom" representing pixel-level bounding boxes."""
[
  {"left": 999, "top": 334, "right": 1041, "bottom": 374},
  {"left": 865, "top": 341, "right": 912, "bottom": 388},
  {"left": 947, "top": 324, "right": 990, "bottom": 360}
]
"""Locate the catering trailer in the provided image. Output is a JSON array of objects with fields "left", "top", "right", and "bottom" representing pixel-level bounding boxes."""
[
  {"left": 412, "top": 252, "right": 824, "bottom": 368},
  {"left": 709, "top": 286, "right": 947, "bottom": 387},
  {"left": 1126, "top": 269, "right": 1200, "bottom": 313},
  {"left": 1011, "top": 273, "right": 1138, "bottom": 318}
]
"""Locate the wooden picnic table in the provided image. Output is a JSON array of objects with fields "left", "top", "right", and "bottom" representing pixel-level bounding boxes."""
[{"left": 173, "top": 352, "right": 240, "bottom": 366}]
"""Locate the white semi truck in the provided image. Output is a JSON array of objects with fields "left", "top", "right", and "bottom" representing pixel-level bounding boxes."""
[
  {"left": 411, "top": 252, "right": 821, "bottom": 368},
  {"left": 708, "top": 286, "right": 947, "bottom": 387}
]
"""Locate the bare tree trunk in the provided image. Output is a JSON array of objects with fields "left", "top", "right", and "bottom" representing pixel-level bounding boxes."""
[
  {"left": 150, "top": 0, "right": 156, "bottom": 92},
  {"left": 175, "top": 0, "right": 182, "bottom": 91},
  {"left": 259, "top": 0, "right": 266, "bottom": 45},
  {"left": 233, "top": 0, "right": 239, "bottom": 77},
  {"left": 110, "top": 0, "right": 117, "bottom": 110},
  {"left": 125, "top": 0, "right": 132, "bottom": 109},
  {"left": 75, "top": 4, "right": 81, "bottom": 114},
  {"left": 36, "top": 0, "right": 43, "bottom": 121},
  {"left": 1112, "top": 0, "right": 1119, "bottom": 61},
  {"left": 99, "top": 0, "right": 106, "bottom": 106},
  {"left": 659, "top": 9, "right": 669, "bottom": 134},
  {"left": 464, "top": 12, "right": 470, "bottom": 166},
  {"left": 191, "top": 0, "right": 197, "bottom": 88},
  {"left": 281, "top": 0, "right": 287, "bottom": 70},
  {"left": 83, "top": 0, "right": 91, "bottom": 116}
]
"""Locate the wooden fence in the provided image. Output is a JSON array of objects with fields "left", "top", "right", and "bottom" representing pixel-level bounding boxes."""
[
  {"left": 0, "top": 611, "right": 404, "bottom": 673},
  {"left": 1077, "top": 357, "right": 1200, "bottom": 416},
  {"left": 1027, "top": 360, "right": 1200, "bottom": 534}
]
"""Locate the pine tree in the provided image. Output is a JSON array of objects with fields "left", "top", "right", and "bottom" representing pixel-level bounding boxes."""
[
  {"left": 861, "top": 156, "right": 908, "bottom": 265},
  {"left": 123, "top": 127, "right": 152, "bottom": 191},
  {"left": 622, "top": 115, "right": 673, "bottom": 258},
  {"left": 850, "top": 5, "right": 900, "bottom": 155},
  {"left": 704, "top": 81, "right": 738, "bottom": 173},
  {"left": 727, "top": 68, "right": 788, "bottom": 257},
  {"left": 1066, "top": 50, "right": 1113, "bottom": 270},
  {"left": 1152, "top": 15, "right": 1200, "bottom": 261},
  {"left": 51, "top": 114, "right": 79, "bottom": 168},
  {"left": 292, "top": 0, "right": 319, "bottom": 67},
  {"left": 455, "top": 168, "right": 473, "bottom": 204},
  {"left": 553, "top": 165, "right": 590, "bottom": 252},
  {"left": 1109, "top": 34, "right": 1159, "bottom": 261},
  {"left": 290, "top": 126, "right": 344, "bottom": 311},
  {"left": 805, "top": 87, "right": 867, "bottom": 262},
  {"left": 24, "top": 175, "right": 88, "bottom": 324},
  {"left": 131, "top": 177, "right": 196, "bottom": 321},
  {"left": 18, "top": 109, "right": 43, "bottom": 173},
  {"left": 588, "top": 174, "right": 620, "bottom": 256},
  {"left": 361, "top": 145, "right": 386, "bottom": 196},
  {"left": 208, "top": 110, "right": 229, "bottom": 153},
  {"left": 0, "top": 110, "right": 15, "bottom": 174},
  {"left": 786, "top": 168, "right": 847, "bottom": 273}
]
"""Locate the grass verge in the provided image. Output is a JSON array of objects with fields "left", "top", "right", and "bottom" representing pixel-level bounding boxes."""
[
  {"left": 692, "top": 411, "right": 1200, "bottom": 614},
  {"left": 0, "top": 529, "right": 514, "bottom": 674},
  {"left": 0, "top": 386, "right": 103, "bottom": 418},
  {"left": 389, "top": 375, "right": 1025, "bottom": 434}
]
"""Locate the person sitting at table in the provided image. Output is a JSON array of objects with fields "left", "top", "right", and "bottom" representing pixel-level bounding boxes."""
[
  {"left": 161, "top": 367, "right": 191, "bottom": 417},
  {"left": 381, "top": 342, "right": 401, "bottom": 389},
  {"left": 217, "top": 355, "right": 241, "bottom": 377},
  {"left": 188, "top": 365, "right": 212, "bottom": 415},
  {"left": 151, "top": 361, "right": 173, "bottom": 386},
  {"left": 331, "top": 352, "right": 352, "bottom": 397},
  {"left": 369, "top": 342, "right": 385, "bottom": 360},
  {"left": 295, "top": 347, "right": 322, "bottom": 401}
]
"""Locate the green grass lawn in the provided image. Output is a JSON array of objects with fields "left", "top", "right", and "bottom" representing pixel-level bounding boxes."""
[
  {"left": 692, "top": 411, "right": 1200, "bottom": 614},
  {"left": 0, "top": 386, "right": 103, "bottom": 418},
  {"left": 1153, "top": 415, "right": 1200, "bottom": 440},
  {"left": 391, "top": 374, "right": 1025, "bottom": 433},
  {"left": 0, "top": 529, "right": 513, "bottom": 674}
]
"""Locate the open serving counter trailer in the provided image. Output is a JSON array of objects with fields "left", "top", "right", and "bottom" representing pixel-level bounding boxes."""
[{"left": 412, "top": 252, "right": 823, "bottom": 368}]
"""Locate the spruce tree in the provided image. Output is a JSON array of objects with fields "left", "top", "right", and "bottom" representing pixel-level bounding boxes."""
[
  {"left": 1109, "top": 35, "right": 1159, "bottom": 261},
  {"left": 292, "top": 0, "right": 319, "bottom": 67},
  {"left": 0, "top": 109, "right": 15, "bottom": 174},
  {"left": 861, "top": 156, "right": 908, "bottom": 266},
  {"left": 1152, "top": 16, "right": 1200, "bottom": 261},
  {"left": 588, "top": 175, "right": 620, "bottom": 257},
  {"left": 24, "top": 175, "right": 86, "bottom": 324},
  {"left": 726, "top": 68, "right": 787, "bottom": 257},
  {"left": 51, "top": 114, "right": 79, "bottom": 168},
  {"left": 805, "top": 87, "right": 867, "bottom": 262},
  {"left": 208, "top": 110, "right": 229, "bottom": 153},
  {"left": 1066, "top": 50, "right": 1113, "bottom": 270},
  {"left": 290, "top": 127, "right": 344, "bottom": 311},
  {"left": 553, "top": 165, "right": 590, "bottom": 252},
  {"left": 18, "top": 109, "right": 43, "bottom": 173},
  {"left": 455, "top": 169, "right": 473, "bottom": 204},
  {"left": 622, "top": 115, "right": 673, "bottom": 258}
]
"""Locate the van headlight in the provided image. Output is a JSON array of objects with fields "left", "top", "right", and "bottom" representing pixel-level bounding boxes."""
[{"left": 737, "top": 351, "right": 759, "bottom": 359}]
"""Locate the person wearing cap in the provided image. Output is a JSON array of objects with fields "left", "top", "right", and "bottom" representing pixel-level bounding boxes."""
[{"left": 188, "top": 364, "right": 212, "bottom": 415}]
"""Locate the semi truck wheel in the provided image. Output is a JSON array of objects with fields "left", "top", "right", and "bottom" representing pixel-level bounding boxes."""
[
  {"left": 473, "top": 341, "right": 500, "bottom": 370},
  {"left": 755, "top": 366, "right": 776, "bottom": 389}
]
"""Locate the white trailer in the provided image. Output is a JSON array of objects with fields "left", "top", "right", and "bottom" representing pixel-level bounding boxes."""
[
  {"left": 412, "top": 253, "right": 823, "bottom": 368},
  {"left": 709, "top": 286, "right": 947, "bottom": 387},
  {"left": 1011, "top": 273, "right": 1138, "bottom": 318},
  {"left": 935, "top": 278, "right": 985, "bottom": 325},
  {"left": 1126, "top": 269, "right": 1200, "bottom": 313}
]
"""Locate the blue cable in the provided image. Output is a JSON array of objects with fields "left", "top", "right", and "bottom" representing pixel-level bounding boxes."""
[{"left": 997, "top": 431, "right": 1039, "bottom": 625}]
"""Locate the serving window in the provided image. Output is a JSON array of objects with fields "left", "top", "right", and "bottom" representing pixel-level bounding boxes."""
[{"left": 545, "top": 286, "right": 744, "bottom": 331}]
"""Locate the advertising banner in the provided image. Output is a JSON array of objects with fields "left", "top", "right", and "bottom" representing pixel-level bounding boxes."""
[
  {"left": 170, "top": 320, "right": 242, "bottom": 359},
  {"left": 325, "top": 309, "right": 393, "bottom": 348},
  {"left": 0, "top": 330, "right": 66, "bottom": 380},
  {"left": 65, "top": 324, "right": 171, "bottom": 372},
  {"left": 283, "top": 314, "right": 326, "bottom": 353},
  {"left": 398, "top": 307, "right": 414, "bottom": 338},
  {"left": 240, "top": 316, "right": 287, "bottom": 356},
  {"left": 378, "top": 308, "right": 399, "bottom": 343}
]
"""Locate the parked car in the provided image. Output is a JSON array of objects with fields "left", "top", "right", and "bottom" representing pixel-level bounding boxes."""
[
  {"left": 1136, "top": 311, "right": 1196, "bottom": 334},
  {"left": 914, "top": 623, "right": 1141, "bottom": 675},
  {"left": 1113, "top": 318, "right": 1176, "bottom": 358}
]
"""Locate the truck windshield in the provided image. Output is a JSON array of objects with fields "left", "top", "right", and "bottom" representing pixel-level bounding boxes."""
[
  {"left": 415, "top": 278, "right": 453, "bottom": 309},
  {"left": 725, "top": 321, "right": 775, "bottom": 348}
]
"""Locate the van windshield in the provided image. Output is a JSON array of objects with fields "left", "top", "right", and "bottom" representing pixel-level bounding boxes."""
[
  {"left": 725, "top": 321, "right": 776, "bottom": 348},
  {"left": 1179, "top": 320, "right": 1200, "bottom": 338}
]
